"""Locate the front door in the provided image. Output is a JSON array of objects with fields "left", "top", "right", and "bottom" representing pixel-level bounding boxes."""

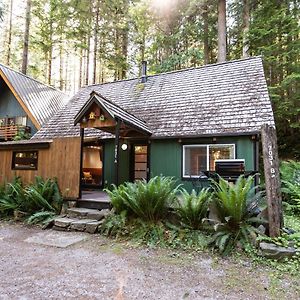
[
  {"left": 82, "top": 141, "right": 103, "bottom": 189},
  {"left": 131, "top": 144, "right": 149, "bottom": 181}
]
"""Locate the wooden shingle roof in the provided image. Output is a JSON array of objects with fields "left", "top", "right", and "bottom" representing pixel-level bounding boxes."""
[
  {"left": 0, "top": 64, "right": 69, "bottom": 129},
  {"left": 34, "top": 56, "right": 275, "bottom": 139}
]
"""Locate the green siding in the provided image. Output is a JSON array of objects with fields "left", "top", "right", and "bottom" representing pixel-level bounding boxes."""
[
  {"left": 102, "top": 136, "right": 255, "bottom": 192},
  {"left": 103, "top": 140, "right": 130, "bottom": 187},
  {"left": 0, "top": 77, "right": 38, "bottom": 134},
  {"left": 150, "top": 136, "right": 255, "bottom": 192},
  {"left": 103, "top": 140, "right": 115, "bottom": 187},
  {"left": 150, "top": 140, "right": 181, "bottom": 178}
]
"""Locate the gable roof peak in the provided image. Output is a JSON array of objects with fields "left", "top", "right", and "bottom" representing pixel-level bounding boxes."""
[{"left": 0, "top": 63, "right": 69, "bottom": 96}]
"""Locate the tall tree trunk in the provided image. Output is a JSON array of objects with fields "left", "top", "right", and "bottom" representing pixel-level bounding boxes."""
[
  {"left": 93, "top": 0, "right": 100, "bottom": 84},
  {"left": 202, "top": 2, "right": 209, "bottom": 64},
  {"left": 65, "top": 51, "right": 69, "bottom": 91},
  {"left": 48, "top": 45, "right": 53, "bottom": 85},
  {"left": 47, "top": 17, "right": 53, "bottom": 85},
  {"left": 6, "top": 0, "right": 13, "bottom": 65},
  {"left": 85, "top": 37, "right": 90, "bottom": 85},
  {"left": 22, "top": 0, "right": 32, "bottom": 74},
  {"left": 114, "top": 28, "right": 119, "bottom": 81},
  {"left": 85, "top": 3, "right": 92, "bottom": 86},
  {"left": 217, "top": 0, "right": 226, "bottom": 62},
  {"left": 59, "top": 41, "right": 64, "bottom": 90},
  {"left": 79, "top": 48, "right": 83, "bottom": 89},
  {"left": 121, "top": 28, "right": 128, "bottom": 79},
  {"left": 242, "top": 0, "right": 250, "bottom": 58}
]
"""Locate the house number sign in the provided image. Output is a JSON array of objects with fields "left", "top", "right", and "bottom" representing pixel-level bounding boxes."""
[
  {"left": 268, "top": 145, "right": 276, "bottom": 178},
  {"left": 114, "top": 145, "right": 118, "bottom": 163},
  {"left": 261, "top": 124, "right": 283, "bottom": 237}
]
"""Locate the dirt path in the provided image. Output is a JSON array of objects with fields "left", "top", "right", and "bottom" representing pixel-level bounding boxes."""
[{"left": 0, "top": 222, "right": 299, "bottom": 300}]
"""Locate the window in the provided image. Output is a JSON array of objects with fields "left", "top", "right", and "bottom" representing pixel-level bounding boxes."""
[
  {"left": 183, "top": 144, "right": 235, "bottom": 177},
  {"left": 15, "top": 116, "right": 27, "bottom": 126},
  {"left": 12, "top": 151, "right": 38, "bottom": 170}
]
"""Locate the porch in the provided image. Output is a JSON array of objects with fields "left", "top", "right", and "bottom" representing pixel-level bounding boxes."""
[{"left": 74, "top": 91, "right": 152, "bottom": 208}]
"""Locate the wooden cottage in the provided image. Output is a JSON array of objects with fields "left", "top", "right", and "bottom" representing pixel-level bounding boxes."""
[{"left": 0, "top": 57, "right": 275, "bottom": 201}]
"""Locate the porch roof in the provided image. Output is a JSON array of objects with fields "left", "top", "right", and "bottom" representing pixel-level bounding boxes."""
[{"left": 74, "top": 92, "right": 152, "bottom": 136}]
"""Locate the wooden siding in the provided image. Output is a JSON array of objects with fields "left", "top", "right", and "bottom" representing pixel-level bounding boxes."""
[{"left": 0, "top": 137, "right": 81, "bottom": 199}]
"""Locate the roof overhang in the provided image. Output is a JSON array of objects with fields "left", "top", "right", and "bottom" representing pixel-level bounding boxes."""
[
  {"left": 0, "top": 139, "right": 52, "bottom": 150},
  {"left": 74, "top": 91, "right": 152, "bottom": 137}
]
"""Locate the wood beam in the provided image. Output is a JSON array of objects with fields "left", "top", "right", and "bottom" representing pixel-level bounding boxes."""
[
  {"left": 79, "top": 127, "right": 84, "bottom": 199},
  {"left": 114, "top": 120, "right": 121, "bottom": 185}
]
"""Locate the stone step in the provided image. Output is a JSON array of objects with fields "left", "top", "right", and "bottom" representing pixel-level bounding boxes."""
[
  {"left": 77, "top": 199, "right": 111, "bottom": 210},
  {"left": 53, "top": 216, "right": 104, "bottom": 234},
  {"left": 67, "top": 207, "right": 110, "bottom": 221}
]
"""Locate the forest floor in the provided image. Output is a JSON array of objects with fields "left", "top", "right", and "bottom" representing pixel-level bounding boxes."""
[{"left": 0, "top": 221, "right": 299, "bottom": 300}]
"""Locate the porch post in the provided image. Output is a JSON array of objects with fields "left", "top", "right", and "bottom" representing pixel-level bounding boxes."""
[
  {"left": 79, "top": 127, "right": 84, "bottom": 199},
  {"left": 114, "top": 120, "right": 121, "bottom": 185}
]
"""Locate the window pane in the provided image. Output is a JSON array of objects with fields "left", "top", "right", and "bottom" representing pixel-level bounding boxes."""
[
  {"left": 12, "top": 151, "right": 38, "bottom": 170},
  {"left": 134, "top": 145, "right": 148, "bottom": 181},
  {"left": 209, "top": 145, "right": 234, "bottom": 170},
  {"left": 184, "top": 146, "right": 207, "bottom": 176},
  {"left": 15, "top": 116, "right": 27, "bottom": 126}
]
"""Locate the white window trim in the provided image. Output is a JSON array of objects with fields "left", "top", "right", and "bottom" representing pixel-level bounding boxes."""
[{"left": 182, "top": 144, "right": 236, "bottom": 178}]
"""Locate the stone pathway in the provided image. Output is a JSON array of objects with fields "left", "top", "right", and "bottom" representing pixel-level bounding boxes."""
[{"left": 53, "top": 207, "right": 110, "bottom": 233}]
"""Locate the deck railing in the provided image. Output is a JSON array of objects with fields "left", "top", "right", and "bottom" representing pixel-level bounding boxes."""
[{"left": 0, "top": 125, "right": 28, "bottom": 141}]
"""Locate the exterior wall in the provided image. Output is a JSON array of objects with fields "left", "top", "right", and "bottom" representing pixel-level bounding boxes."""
[
  {"left": 0, "top": 135, "right": 256, "bottom": 198},
  {"left": 0, "top": 77, "right": 37, "bottom": 134},
  {"left": 103, "top": 139, "right": 130, "bottom": 187},
  {"left": 150, "top": 136, "right": 256, "bottom": 191},
  {"left": 0, "top": 137, "right": 81, "bottom": 198},
  {"left": 102, "top": 135, "right": 256, "bottom": 192}
]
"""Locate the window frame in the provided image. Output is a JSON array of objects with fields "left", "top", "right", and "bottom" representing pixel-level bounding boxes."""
[
  {"left": 11, "top": 150, "right": 38, "bottom": 170},
  {"left": 182, "top": 143, "right": 236, "bottom": 178}
]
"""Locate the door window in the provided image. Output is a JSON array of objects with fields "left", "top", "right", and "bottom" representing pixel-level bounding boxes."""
[{"left": 134, "top": 145, "right": 148, "bottom": 181}]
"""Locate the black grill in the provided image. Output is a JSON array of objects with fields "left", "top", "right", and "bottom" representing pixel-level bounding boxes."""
[{"left": 215, "top": 159, "right": 245, "bottom": 181}]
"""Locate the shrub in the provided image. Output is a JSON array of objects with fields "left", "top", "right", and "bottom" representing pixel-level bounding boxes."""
[
  {"left": 280, "top": 160, "right": 300, "bottom": 212},
  {"left": 25, "top": 176, "right": 62, "bottom": 214},
  {"left": 105, "top": 182, "right": 136, "bottom": 214},
  {"left": 105, "top": 176, "right": 180, "bottom": 222},
  {"left": 99, "top": 211, "right": 128, "bottom": 237},
  {"left": 99, "top": 216, "right": 210, "bottom": 250},
  {"left": 175, "top": 188, "right": 211, "bottom": 229},
  {"left": 0, "top": 176, "right": 62, "bottom": 224},
  {"left": 209, "top": 175, "right": 266, "bottom": 255},
  {"left": 27, "top": 211, "right": 56, "bottom": 226},
  {"left": 0, "top": 177, "right": 25, "bottom": 215}
]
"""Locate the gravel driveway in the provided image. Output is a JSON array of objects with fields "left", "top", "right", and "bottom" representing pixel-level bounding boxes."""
[{"left": 0, "top": 222, "right": 299, "bottom": 300}]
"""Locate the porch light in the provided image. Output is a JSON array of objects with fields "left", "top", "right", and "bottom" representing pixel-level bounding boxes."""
[
  {"left": 121, "top": 143, "right": 128, "bottom": 151},
  {"left": 82, "top": 116, "right": 87, "bottom": 123}
]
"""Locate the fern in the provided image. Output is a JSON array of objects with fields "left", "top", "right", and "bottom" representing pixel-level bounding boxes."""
[
  {"left": 209, "top": 175, "right": 266, "bottom": 255},
  {"left": 175, "top": 188, "right": 211, "bottom": 229},
  {"left": 280, "top": 160, "right": 300, "bottom": 211},
  {"left": 105, "top": 176, "right": 180, "bottom": 222},
  {"left": 27, "top": 211, "right": 56, "bottom": 225}
]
